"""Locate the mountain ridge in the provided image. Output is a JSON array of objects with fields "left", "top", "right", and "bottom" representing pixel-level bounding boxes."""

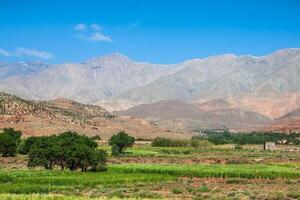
[{"left": 1, "top": 48, "right": 300, "bottom": 122}]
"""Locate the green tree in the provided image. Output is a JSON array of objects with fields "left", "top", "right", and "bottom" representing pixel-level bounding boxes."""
[
  {"left": 109, "top": 131, "right": 135, "bottom": 155},
  {"left": 27, "top": 131, "right": 107, "bottom": 172},
  {"left": 0, "top": 128, "right": 22, "bottom": 157},
  {"left": 27, "top": 136, "right": 57, "bottom": 170},
  {"left": 18, "top": 136, "right": 39, "bottom": 154}
]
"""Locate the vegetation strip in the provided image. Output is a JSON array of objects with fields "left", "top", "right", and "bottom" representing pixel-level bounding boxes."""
[
  {"left": 110, "top": 164, "right": 300, "bottom": 179},
  {"left": 0, "top": 169, "right": 175, "bottom": 194}
]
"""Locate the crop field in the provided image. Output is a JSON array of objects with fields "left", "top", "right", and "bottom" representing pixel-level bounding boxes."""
[
  {"left": 1, "top": 143, "right": 300, "bottom": 199},
  {"left": 111, "top": 163, "right": 300, "bottom": 179}
]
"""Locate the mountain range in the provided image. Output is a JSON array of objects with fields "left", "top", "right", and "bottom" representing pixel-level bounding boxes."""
[{"left": 1, "top": 48, "right": 300, "bottom": 132}]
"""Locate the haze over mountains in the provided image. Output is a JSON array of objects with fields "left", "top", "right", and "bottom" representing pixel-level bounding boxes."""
[{"left": 1, "top": 48, "right": 300, "bottom": 131}]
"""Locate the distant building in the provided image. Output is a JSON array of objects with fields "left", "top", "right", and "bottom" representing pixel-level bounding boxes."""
[{"left": 264, "top": 142, "right": 276, "bottom": 151}]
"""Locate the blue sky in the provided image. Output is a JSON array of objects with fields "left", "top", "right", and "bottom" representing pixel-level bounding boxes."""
[{"left": 0, "top": 0, "right": 300, "bottom": 64}]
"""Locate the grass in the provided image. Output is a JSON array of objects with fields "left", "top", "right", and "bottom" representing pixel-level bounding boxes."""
[
  {"left": 1, "top": 145, "right": 300, "bottom": 199},
  {"left": 0, "top": 169, "right": 175, "bottom": 195},
  {"left": 0, "top": 194, "right": 139, "bottom": 200},
  {"left": 101, "top": 145, "right": 300, "bottom": 160},
  {"left": 110, "top": 163, "right": 300, "bottom": 179}
]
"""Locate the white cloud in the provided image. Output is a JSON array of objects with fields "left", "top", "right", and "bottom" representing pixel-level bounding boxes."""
[
  {"left": 74, "top": 23, "right": 87, "bottom": 31},
  {"left": 90, "top": 24, "right": 102, "bottom": 31},
  {"left": 0, "top": 49, "right": 12, "bottom": 57},
  {"left": 75, "top": 23, "right": 112, "bottom": 42},
  {"left": 0, "top": 47, "right": 54, "bottom": 60},
  {"left": 16, "top": 47, "right": 54, "bottom": 59},
  {"left": 87, "top": 32, "right": 112, "bottom": 42}
]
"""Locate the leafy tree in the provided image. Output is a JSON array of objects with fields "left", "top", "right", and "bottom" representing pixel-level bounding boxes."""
[
  {"left": 18, "top": 136, "right": 39, "bottom": 154},
  {"left": 0, "top": 128, "right": 22, "bottom": 157},
  {"left": 27, "top": 136, "right": 57, "bottom": 170},
  {"left": 66, "top": 144, "right": 93, "bottom": 171},
  {"left": 109, "top": 131, "right": 135, "bottom": 155},
  {"left": 27, "top": 131, "right": 107, "bottom": 172}
]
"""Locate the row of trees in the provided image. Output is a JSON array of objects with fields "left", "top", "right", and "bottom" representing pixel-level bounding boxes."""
[
  {"left": 194, "top": 130, "right": 300, "bottom": 145},
  {"left": 0, "top": 128, "right": 136, "bottom": 171}
]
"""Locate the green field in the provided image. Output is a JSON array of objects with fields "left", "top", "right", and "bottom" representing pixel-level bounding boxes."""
[
  {"left": 1, "top": 143, "right": 300, "bottom": 199},
  {"left": 0, "top": 169, "right": 175, "bottom": 199},
  {"left": 111, "top": 163, "right": 300, "bottom": 179}
]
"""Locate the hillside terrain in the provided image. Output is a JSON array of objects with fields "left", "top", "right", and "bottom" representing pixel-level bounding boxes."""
[
  {"left": 0, "top": 92, "right": 182, "bottom": 139},
  {"left": 116, "top": 100, "right": 272, "bottom": 131},
  {"left": 265, "top": 108, "right": 300, "bottom": 132}
]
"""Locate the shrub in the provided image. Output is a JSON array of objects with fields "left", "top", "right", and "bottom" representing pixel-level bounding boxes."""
[
  {"left": 109, "top": 131, "right": 135, "bottom": 155},
  {"left": 151, "top": 137, "right": 213, "bottom": 148},
  {"left": 151, "top": 137, "right": 173, "bottom": 147},
  {"left": 172, "top": 188, "right": 183, "bottom": 194},
  {"left": 135, "top": 138, "right": 151, "bottom": 141},
  {"left": 0, "top": 174, "right": 14, "bottom": 183},
  {"left": 90, "top": 135, "right": 101, "bottom": 141},
  {"left": 234, "top": 144, "right": 243, "bottom": 150},
  {"left": 197, "top": 186, "right": 210, "bottom": 193},
  {"left": 90, "top": 149, "right": 107, "bottom": 172},
  {"left": 0, "top": 128, "right": 22, "bottom": 157},
  {"left": 191, "top": 139, "right": 213, "bottom": 148}
]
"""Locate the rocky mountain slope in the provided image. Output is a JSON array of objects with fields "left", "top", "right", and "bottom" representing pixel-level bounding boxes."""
[
  {"left": 0, "top": 92, "right": 178, "bottom": 139},
  {"left": 0, "top": 61, "right": 50, "bottom": 79},
  {"left": 114, "top": 49, "right": 300, "bottom": 118},
  {"left": 0, "top": 53, "right": 181, "bottom": 103},
  {"left": 0, "top": 48, "right": 300, "bottom": 132}
]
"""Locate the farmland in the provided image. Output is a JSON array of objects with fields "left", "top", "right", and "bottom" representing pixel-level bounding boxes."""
[{"left": 0, "top": 141, "right": 300, "bottom": 200}]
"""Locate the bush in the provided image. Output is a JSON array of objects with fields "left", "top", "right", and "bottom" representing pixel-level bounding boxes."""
[
  {"left": 0, "top": 128, "right": 22, "bottom": 157},
  {"left": 151, "top": 137, "right": 213, "bottom": 148},
  {"left": 0, "top": 174, "right": 14, "bottom": 183},
  {"left": 135, "top": 138, "right": 151, "bottom": 141},
  {"left": 90, "top": 135, "right": 101, "bottom": 141},
  {"left": 191, "top": 139, "right": 213, "bottom": 148},
  {"left": 151, "top": 137, "right": 173, "bottom": 147},
  {"left": 234, "top": 144, "right": 243, "bottom": 150},
  {"left": 109, "top": 131, "right": 135, "bottom": 155},
  {"left": 172, "top": 188, "right": 183, "bottom": 194},
  {"left": 90, "top": 149, "right": 107, "bottom": 172},
  {"left": 151, "top": 137, "right": 188, "bottom": 147}
]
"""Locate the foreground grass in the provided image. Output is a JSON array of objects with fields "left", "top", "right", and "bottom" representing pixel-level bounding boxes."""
[
  {"left": 0, "top": 169, "right": 175, "bottom": 195},
  {"left": 0, "top": 194, "right": 156, "bottom": 200},
  {"left": 111, "top": 163, "right": 300, "bottom": 179}
]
